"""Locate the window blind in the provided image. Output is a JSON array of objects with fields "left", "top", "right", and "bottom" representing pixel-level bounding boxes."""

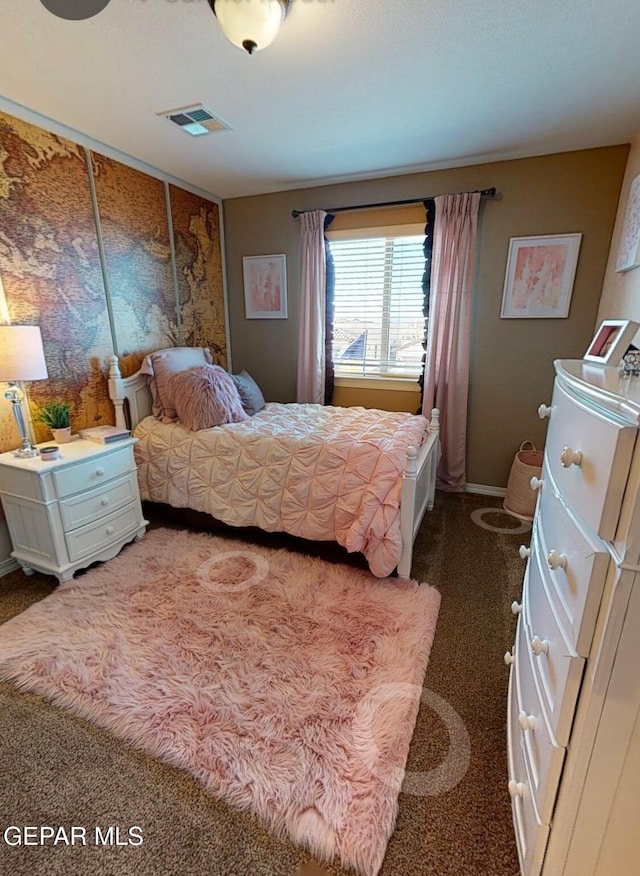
[{"left": 328, "top": 231, "right": 426, "bottom": 379}]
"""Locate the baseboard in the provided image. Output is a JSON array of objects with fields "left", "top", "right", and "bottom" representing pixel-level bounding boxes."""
[
  {"left": 465, "top": 483, "right": 507, "bottom": 497},
  {"left": 0, "top": 557, "right": 19, "bottom": 578}
]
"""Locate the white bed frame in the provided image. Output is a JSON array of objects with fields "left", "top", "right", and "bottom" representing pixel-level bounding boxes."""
[{"left": 107, "top": 355, "right": 440, "bottom": 579}]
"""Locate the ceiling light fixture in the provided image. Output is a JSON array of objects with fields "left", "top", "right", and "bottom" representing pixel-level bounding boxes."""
[{"left": 207, "top": 0, "right": 289, "bottom": 55}]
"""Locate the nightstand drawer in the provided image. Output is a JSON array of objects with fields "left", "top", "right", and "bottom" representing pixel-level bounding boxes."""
[
  {"left": 515, "top": 612, "right": 566, "bottom": 825},
  {"left": 545, "top": 379, "right": 636, "bottom": 540},
  {"left": 53, "top": 445, "right": 133, "bottom": 498},
  {"left": 508, "top": 651, "right": 549, "bottom": 876},
  {"left": 59, "top": 474, "right": 138, "bottom": 531},
  {"left": 535, "top": 469, "right": 609, "bottom": 657},
  {"left": 524, "top": 550, "right": 584, "bottom": 746},
  {"left": 65, "top": 502, "right": 140, "bottom": 561}
]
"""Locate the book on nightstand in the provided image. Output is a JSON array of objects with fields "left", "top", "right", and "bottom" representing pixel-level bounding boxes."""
[{"left": 78, "top": 425, "right": 131, "bottom": 444}]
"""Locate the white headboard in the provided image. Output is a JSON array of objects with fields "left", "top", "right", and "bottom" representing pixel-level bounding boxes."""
[
  {"left": 107, "top": 355, "right": 153, "bottom": 431},
  {"left": 107, "top": 348, "right": 214, "bottom": 431}
]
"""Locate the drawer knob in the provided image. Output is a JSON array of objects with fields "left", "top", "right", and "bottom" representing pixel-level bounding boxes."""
[
  {"left": 530, "top": 476, "right": 543, "bottom": 492},
  {"left": 504, "top": 650, "right": 515, "bottom": 666},
  {"left": 538, "top": 403, "right": 551, "bottom": 420},
  {"left": 101, "top": 498, "right": 111, "bottom": 507},
  {"left": 508, "top": 779, "right": 526, "bottom": 798},
  {"left": 511, "top": 601, "right": 522, "bottom": 615},
  {"left": 531, "top": 635, "right": 550, "bottom": 657},
  {"left": 560, "top": 446, "right": 582, "bottom": 468},
  {"left": 519, "top": 545, "right": 531, "bottom": 559},
  {"left": 548, "top": 549, "right": 568, "bottom": 571},
  {"left": 518, "top": 711, "right": 537, "bottom": 732},
  {"left": 96, "top": 468, "right": 106, "bottom": 477},
  {"left": 106, "top": 526, "right": 115, "bottom": 535}
]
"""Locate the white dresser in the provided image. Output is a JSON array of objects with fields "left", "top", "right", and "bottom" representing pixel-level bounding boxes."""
[
  {"left": 0, "top": 437, "right": 147, "bottom": 583},
  {"left": 506, "top": 359, "right": 640, "bottom": 876}
]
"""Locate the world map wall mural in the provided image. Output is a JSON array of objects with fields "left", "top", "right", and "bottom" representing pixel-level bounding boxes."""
[
  {"left": 0, "top": 108, "right": 227, "bottom": 454},
  {"left": 170, "top": 184, "right": 227, "bottom": 366},
  {"left": 0, "top": 111, "right": 114, "bottom": 446},
  {"left": 91, "top": 155, "right": 179, "bottom": 358}
]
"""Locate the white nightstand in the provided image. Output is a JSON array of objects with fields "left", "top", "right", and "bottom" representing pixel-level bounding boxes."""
[{"left": 0, "top": 437, "right": 147, "bottom": 583}]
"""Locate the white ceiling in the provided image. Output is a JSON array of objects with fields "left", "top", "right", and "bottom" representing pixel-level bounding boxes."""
[{"left": 1, "top": 0, "right": 639, "bottom": 200}]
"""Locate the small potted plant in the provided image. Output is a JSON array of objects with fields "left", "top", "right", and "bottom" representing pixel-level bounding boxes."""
[{"left": 35, "top": 400, "right": 73, "bottom": 444}]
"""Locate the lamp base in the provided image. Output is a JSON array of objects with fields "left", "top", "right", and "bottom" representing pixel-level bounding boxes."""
[
  {"left": 12, "top": 446, "right": 39, "bottom": 459},
  {"left": 4, "top": 383, "right": 38, "bottom": 459}
]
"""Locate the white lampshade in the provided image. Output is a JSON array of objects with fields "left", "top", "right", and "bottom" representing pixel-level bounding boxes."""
[
  {"left": 212, "top": 0, "right": 288, "bottom": 54},
  {"left": 0, "top": 325, "right": 49, "bottom": 382}
]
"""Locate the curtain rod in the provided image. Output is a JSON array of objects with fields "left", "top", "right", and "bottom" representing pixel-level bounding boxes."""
[{"left": 291, "top": 187, "right": 496, "bottom": 218}]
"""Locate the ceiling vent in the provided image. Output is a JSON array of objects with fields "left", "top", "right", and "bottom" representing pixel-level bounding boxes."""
[{"left": 158, "top": 104, "right": 231, "bottom": 137}]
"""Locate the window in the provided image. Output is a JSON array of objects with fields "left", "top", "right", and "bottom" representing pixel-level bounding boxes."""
[{"left": 329, "top": 230, "right": 426, "bottom": 380}]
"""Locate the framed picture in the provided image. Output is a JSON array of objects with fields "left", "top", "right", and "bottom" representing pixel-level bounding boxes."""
[
  {"left": 616, "top": 173, "right": 640, "bottom": 273},
  {"left": 584, "top": 319, "right": 640, "bottom": 364},
  {"left": 243, "top": 254, "right": 287, "bottom": 319},
  {"left": 500, "top": 233, "right": 582, "bottom": 319}
]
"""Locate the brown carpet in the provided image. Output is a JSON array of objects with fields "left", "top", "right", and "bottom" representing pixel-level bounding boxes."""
[{"left": 0, "top": 492, "right": 524, "bottom": 875}]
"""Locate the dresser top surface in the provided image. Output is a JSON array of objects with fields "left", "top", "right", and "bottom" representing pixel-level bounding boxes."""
[
  {"left": 555, "top": 360, "right": 640, "bottom": 424},
  {"left": 0, "top": 436, "right": 136, "bottom": 474}
]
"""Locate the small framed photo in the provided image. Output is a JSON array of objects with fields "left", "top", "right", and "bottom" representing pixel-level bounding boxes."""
[
  {"left": 500, "top": 233, "right": 582, "bottom": 319},
  {"left": 243, "top": 254, "right": 287, "bottom": 319},
  {"left": 584, "top": 319, "right": 640, "bottom": 364}
]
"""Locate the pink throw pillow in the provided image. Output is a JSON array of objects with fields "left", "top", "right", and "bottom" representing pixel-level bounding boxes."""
[
  {"left": 169, "top": 364, "right": 249, "bottom": 431},
  {"left": 139, "top": 347, "right": 213, "bottom": 422}
]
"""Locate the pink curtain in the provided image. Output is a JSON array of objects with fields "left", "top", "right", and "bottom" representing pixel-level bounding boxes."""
[
  {"left": 296, "top": 210, "right": 328, "bottom": 404},
  {"left": 422, "top": 192, "right": 481, "bottom": 491}
]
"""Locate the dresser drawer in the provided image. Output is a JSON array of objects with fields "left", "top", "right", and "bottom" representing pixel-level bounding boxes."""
[
  {"left": 59, "top": 474, "right": 139, "bottom": 532},
  {"left": 523, "top": 550, "right": 585, "bottom": 746},
  {"left": 508, "top": 652, "right": 549, "bottom": 876},
  {"left": 544, "top": 379, "right": 636, "bottom": 540},
  {"left": 53, "top": 445, "right": 134, "bottom": 499},
  {"left": 515, "top": 613, "right": 566, "bottom": 825},
  {"left": 64, "top": 502, "right": 140, "bottom": 562},
  {"left": 535, "top": 469, "right": 609, "bottom": 657}
]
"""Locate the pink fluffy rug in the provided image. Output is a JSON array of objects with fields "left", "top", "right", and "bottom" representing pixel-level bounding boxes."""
[{"left": 0, "top": 528, "right": 440, "bottom": 875}]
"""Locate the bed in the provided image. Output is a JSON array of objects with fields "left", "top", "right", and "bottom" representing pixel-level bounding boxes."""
[{"left": 107, "top": 353, "right": 440, "bottom": 579}]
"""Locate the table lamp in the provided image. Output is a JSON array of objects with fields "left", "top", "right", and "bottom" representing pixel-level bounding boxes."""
[{"left": 0, "top": 325, "right": 49, "bottom": 457}]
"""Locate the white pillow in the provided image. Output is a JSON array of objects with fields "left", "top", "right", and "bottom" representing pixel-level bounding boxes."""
[{"left": 139, "top": 347, "right": 213, "bottom": 422}]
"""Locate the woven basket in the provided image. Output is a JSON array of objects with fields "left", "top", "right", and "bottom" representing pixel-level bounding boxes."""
[{"left": 503, "top": 441, "right": 544, "bottom": 521}]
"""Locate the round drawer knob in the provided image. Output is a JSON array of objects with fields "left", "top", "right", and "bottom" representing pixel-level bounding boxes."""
[
  {"left": 518, "top": 710, "right": 537, "bottom": 732},
  {"left": 508, "top": 779, "right": 526, "bottom": 798},
  {"left": 96, "top": 468, "right": 105, "bottom": 477},
  {"left": 560, "top": 446, "right": 582, "bottom": 468},
  {"left": 504, "top": 650, "right": 515, "bottom": 666},
  {"left": 519, "top": 545, "right": 531, "bottom": 559},
  {"left": 106, "top": 526, "right": 115, "bottom": 535},
  {"left": 101, "top": 498, "right": 111, "bottom": 507},
  {"left": 538, "top": 404, "right": 551, "bottom": 420},
  {"left": 531, "top": 635, "right": 550, "bottom": 657},
  {"left": 511, "top": 601, "right": 522, "bottom": 616},
  {"left": 530, "top": 476, "right": 543, "bottom": 492},
  {"left": 548, "top": 549, "right": 568, "bottom": 571}
]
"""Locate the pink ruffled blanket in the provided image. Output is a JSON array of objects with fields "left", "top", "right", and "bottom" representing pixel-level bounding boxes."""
[{"left": 134, "top": 403, "right": 429, "bottom": 576}]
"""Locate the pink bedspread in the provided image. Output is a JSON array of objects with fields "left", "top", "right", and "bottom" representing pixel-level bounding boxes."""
[{"left": 134, "top": 403, "right": 429, "bottom": 576}]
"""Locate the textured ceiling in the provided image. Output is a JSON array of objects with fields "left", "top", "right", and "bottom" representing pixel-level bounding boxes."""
[{"left": 0, "top": 0, "right": 639, "bottom": 199}]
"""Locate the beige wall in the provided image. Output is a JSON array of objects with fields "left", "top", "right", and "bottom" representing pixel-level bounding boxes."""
[
  {"left": 597, "top": 132, "right": 640, "bottom": 332},
  {"left": 223, "top": 146, "right": 628, "bottom": 488}
]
